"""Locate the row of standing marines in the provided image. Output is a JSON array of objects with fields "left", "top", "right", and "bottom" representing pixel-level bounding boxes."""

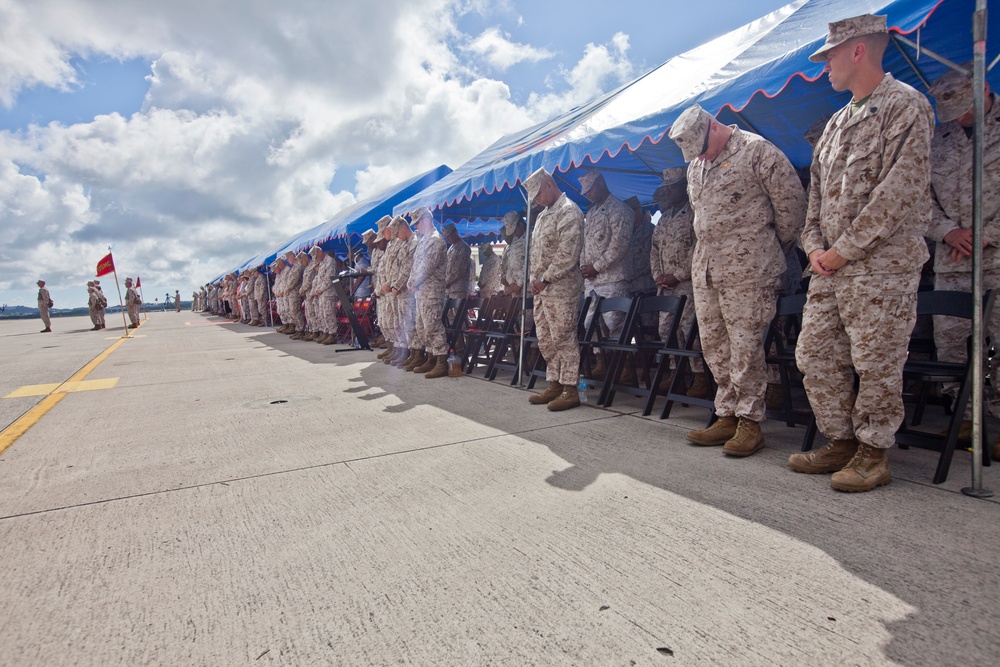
[{"left": 197, "top": 13, "right": 997, "bottom": 494}]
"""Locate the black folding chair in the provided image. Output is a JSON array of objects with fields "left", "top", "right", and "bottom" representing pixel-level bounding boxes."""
[
  {"left": 601, "top": 294, "right": 685, "bottom": 409},
  {"left": 895, "top": 289, "right": 995, "bottom": 483},
  {"left": 578, "top": 296, "right": 636, "bottom": 400},
  {"left": 525, "top": 294, "right": 591, "bottom": 390},
  {"left": 488, "top": 296, "right": 532, "bottom": 384}
]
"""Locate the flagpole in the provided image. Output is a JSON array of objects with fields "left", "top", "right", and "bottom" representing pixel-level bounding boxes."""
[
  {"left": 111, "top": 267, "right": 129, "bottom": 337},
  {"left": 138, "top": 278, "right": 147, "bottom": 321}
]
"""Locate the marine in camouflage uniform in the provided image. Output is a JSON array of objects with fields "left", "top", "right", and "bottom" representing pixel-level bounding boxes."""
[
  {"left": 285, "top": 252, "right": 307, "bottom": 338},
  {"left": 254, "top": 267, "right": 269, "bottom": 326},
  {"left": 406, "top": 208, "right": 449, "bottom": 376},
  {"left": 387, "top": 216, "right": 417, "bottom": 365},
  {"left": 500, "top": 211, "right": 527, "bottom": 297},
  {"left": 624, "top": 196, "right": 656, "bottom": 298},
  {"left": 37, "top": 280, "right": 52, "bottom": 332},
  {"left": 299, "top": 253, "right": 318, "bottom": 338},
  {"left": 578, "top": 169, "right": 632, "bottom": 343},
  {"left": 525, "top": 168, "right": 585, "bottom": 411},
  {"left": 379, "top": 219, "right": 402, "bottom": 360},
  {"left": 669, "top": 104, "right": 805, "bottom": 456},
  {"left": 790, "top": 15, "right": 934, "bottom": 491},
  {"left": 650, "top": 169, "right": 702, "bottom": 376},
  {"left": 443, "top": 224, "right": 472, "bottom": 299},
  {"left": 311, "top": 246, "right": 337, "bottom": 344},
  {"left": 927, "top": 71, "right": 1000, "bottom": 434},
  {"left": 125, "top": 278, "right": 140, "bottom": 328},
  {"left": 478, "top": 245, "right": 502, "bottom": 298}
]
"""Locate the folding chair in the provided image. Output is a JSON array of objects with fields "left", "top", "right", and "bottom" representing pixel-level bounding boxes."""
[
  {"left": 578, "top": 296, "right": 637, "bottom": 400},
  {"left": 656, "top": 317, "right": 717, "bottom": 421},
  {"left": 441, "top": 297, "right": 467, "bottom": 351},
  {"left": 488, "top": 296, "right": 532, "bottom": 384},
  {"left": 467, "top": 296, "right": 519, "bottom": 377},
  {"left": 463, "top": 296, "right": 515, "bottom": 374},
  {"left": 525, "top": 294, "right": 591, "bottom": 390},
  {"left": 600, "top": 294, "right": 685, "bottom": 409},
  {"left": 895, "top": 289, "right": 995, "bottom": 484},
  {"left": 762, "top": 292, "right": 818, "bottom": 450}
]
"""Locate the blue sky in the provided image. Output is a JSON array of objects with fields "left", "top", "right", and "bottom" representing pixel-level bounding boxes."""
[{"left": 0, "top": 0, "right": 793, "bottom": 308}]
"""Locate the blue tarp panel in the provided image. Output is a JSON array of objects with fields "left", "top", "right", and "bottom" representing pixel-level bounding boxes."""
[
  {"left": 396, "top": 0, "right": 995, "bottom": 226},
  {"left": 223, "top": 165, "right": 453, "bottom": 279}
]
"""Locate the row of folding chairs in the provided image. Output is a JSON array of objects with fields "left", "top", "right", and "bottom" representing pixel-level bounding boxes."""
[{"left": 440, "top": 288, "right": 994, "bottom": 485}]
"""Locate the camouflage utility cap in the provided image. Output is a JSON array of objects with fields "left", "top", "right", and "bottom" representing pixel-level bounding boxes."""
[
  {"left": 502, "top": 210, "right": 522, "bottom": 234},
  {"left": 929, "top": 65, "right": 974, "bottom": 122},
  {"left": 809, "top": 14, "right": 887, "bottom": 62},
  {"left": 668, "top": 105, "right": 713, "bottom": 162},
  {"left": 661, "top": 167, "right": 686, "bottom": 185},
  {"left": 523, "top": 167, "right": 551, "bottom": 202}
]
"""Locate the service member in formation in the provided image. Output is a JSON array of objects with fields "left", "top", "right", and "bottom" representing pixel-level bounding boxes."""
[
  {"left": 37, "top": 279, "right": 52, "bottom": 333},
  {"left": 387, "top": 215, "right": 418, "bottom": 366},
  {"left": 500, "top": 210, "right": 527, "bottom": 297},
  {"left": 525, "top": 167, "right": 585, "bottom": 411},
  {"left": 311, "top": 245, "right": 337, "bottom": 344},
  {"left": 94, "top": 280, "right": 107, "bottom": 328},
  {"left": 254, "top": 267, "right": 269, "bottom": 326},
  {"left": 87, "top": 281, "right": 102, "bottom": 330},
  {"left": 649, "top": 168, "right": 702, "bottom": 394},
  {"left": 668, "top": 103, "right": 805, "bottom": 457},
  {"left": 378, "top": 216, "right": 402, "bottom": 362},
  {"left": 298, "top": 251, "right": 318, "bottom": 340},
  {"left": 578, "top": 168, "right": 633, "bottom": 377},
  {"left": 925, "top": 67, "right": 1000, "bottom": 460},
  {"left": 624, "top": 196, "right": 656, "bottom": 298},
  {"left": 477, "top": 244, "right": 502, "bottom": 298},
  {"left": 285, "top": 251, "right": 307, "bottom": 339},
  {"left": 789, "top": 14, "right": 934, "bottom": 491},
  {"left": 174, "top": 290, "right": 182, "bottom": 313},
  {"left": 125, "top": 277, "right": 141, "bottom": 329},
  {"left": 405, "top": 207, "right": 450, "bottom": 377},
  {"left": 443, "top": 222, "right": 472, "bottom": 299}
]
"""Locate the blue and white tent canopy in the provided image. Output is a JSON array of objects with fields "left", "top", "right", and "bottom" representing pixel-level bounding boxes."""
[
  {"left": 396, "top": 0, "right": 995, "bottom": 225},
  {"left": 223, "top": 164, "right": 454, "bottom": 280}
]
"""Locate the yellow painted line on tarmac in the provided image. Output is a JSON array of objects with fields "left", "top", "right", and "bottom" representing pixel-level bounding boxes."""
[
  {"left": 5, "top": 378, "right": 119, "bottom": 398},
  {"left": 0, "top": 336, "right": 131, "bottom": 456}
]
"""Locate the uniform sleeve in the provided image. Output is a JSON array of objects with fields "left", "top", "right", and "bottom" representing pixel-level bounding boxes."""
[
  {"left": 801, "top": 154, "right": 826, "bottom": 258},
  {"left": 649, "top": 222, "right": 666, "bottom": 277},
  {"left": 758, "top": 144, "right": 806, "bottom": 252}
]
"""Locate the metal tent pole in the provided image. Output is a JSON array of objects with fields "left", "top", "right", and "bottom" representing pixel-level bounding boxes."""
[
  {"left": 518, "top": 187, "right": 532, "bottom": 388},
  {"left": 964, "top": 0, "right": 993, "bottom": 499}
]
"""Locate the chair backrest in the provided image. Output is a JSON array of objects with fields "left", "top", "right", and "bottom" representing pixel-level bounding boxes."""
[
  {"left": 583, "top": 296, "right": 636, "bottom": 344},
  {"left": 916, "top": 289, "right": 994, "bottom": 319},
  {"left": 576, "top": 294, "right": 592, "bottom": 340},
  {"left": 636, "top": 294, "right": 686, "bottom": 346}
]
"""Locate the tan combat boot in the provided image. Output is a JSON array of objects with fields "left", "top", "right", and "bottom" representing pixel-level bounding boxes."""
[
  {"left": 321, "top": 333, "right": 336, "bottom": 345},
  {"left": 404, "top": 350, "right": 426, "bottom": 371},
  {"left": 414, "top": 353, "right": 437, "bottom": 374},
  {"left": 722, "top": 417, "right": 764, "bottom": 457},
  {"left": 382, "top": 343, "right": 396, "bottom": 364},
  {"left": 424, "top": 355, "right": 449, "bottom": 379},
  {"left": 377, "top": 342, "right": 393, "bottom": 360},
  {"left": 290, "top": 330, "right": 304, "bottom": 340},
  {"left": 548, "top": 385, "right": 581, "bottom": 411},
  {"left": 686, "top": 373, "right": 709, "bottom": 399},
  {"left": 830, "top": 444, "right": 891, "bottom": 492},
  {"left": 391, "top": 347, "right": 411, "bottom": 366},
  {"left": 529, "top": 381, "right": 563, "bottom": 405},
  {"left": 787, "top": 439, "right": 859, "bottom": 474},
  {"left": 686, "top": 415, "right": 738, "bottom": 446}
]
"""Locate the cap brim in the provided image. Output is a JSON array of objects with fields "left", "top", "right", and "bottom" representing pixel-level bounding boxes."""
[{"left": 809, "top": 42, "right": 836, "bottom": 63}]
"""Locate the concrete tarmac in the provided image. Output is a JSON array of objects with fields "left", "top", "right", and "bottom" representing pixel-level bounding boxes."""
[{"left": 0, "top": 312, "right": 997, "bottom": 666}]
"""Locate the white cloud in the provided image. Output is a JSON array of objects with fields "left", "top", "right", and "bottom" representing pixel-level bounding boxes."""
[
  {"left": 0, "top": 0, "right": 637, "bottom": 308},
  {"left": 466, "top": 27, "right": 554, "bottom": 71},
  {"left": 527, "top": 31, "right": 634, "bottom": 121}
]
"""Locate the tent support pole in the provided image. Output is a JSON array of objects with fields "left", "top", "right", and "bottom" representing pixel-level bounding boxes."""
[
  {"left": 889, "top": 34, "right": 933, "bottom": 89},
  {"left": 892, "top": 34, "right": 969, "bottom": 78},
  {"left": 623, "top": 148, "right": 665, "bottom": 176},
  {"left": 518, "top": 187, "right": 532, "bottom": 388},
  {"left": 730, "top": 110, "right": 762, "bottom": 135},
  {"left": 964, "top": 0, "right": 992, "bottom": 499}
]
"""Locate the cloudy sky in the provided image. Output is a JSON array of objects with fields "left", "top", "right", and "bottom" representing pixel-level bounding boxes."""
[{"left": 0, "top": 0, "right": 789, "bottom": 309}]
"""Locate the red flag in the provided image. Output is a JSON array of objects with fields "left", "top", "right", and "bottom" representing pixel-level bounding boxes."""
[
  {"left": 135, "top": 275, "right": 141, "bottom": 288},
  {"left": 96, "top": 252, "right": 115, "bottom": 277}
]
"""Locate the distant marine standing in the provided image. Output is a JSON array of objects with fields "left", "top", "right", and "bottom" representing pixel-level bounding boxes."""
[{"left": 37, "top": 279, "right": 52, "bottom": 333}]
